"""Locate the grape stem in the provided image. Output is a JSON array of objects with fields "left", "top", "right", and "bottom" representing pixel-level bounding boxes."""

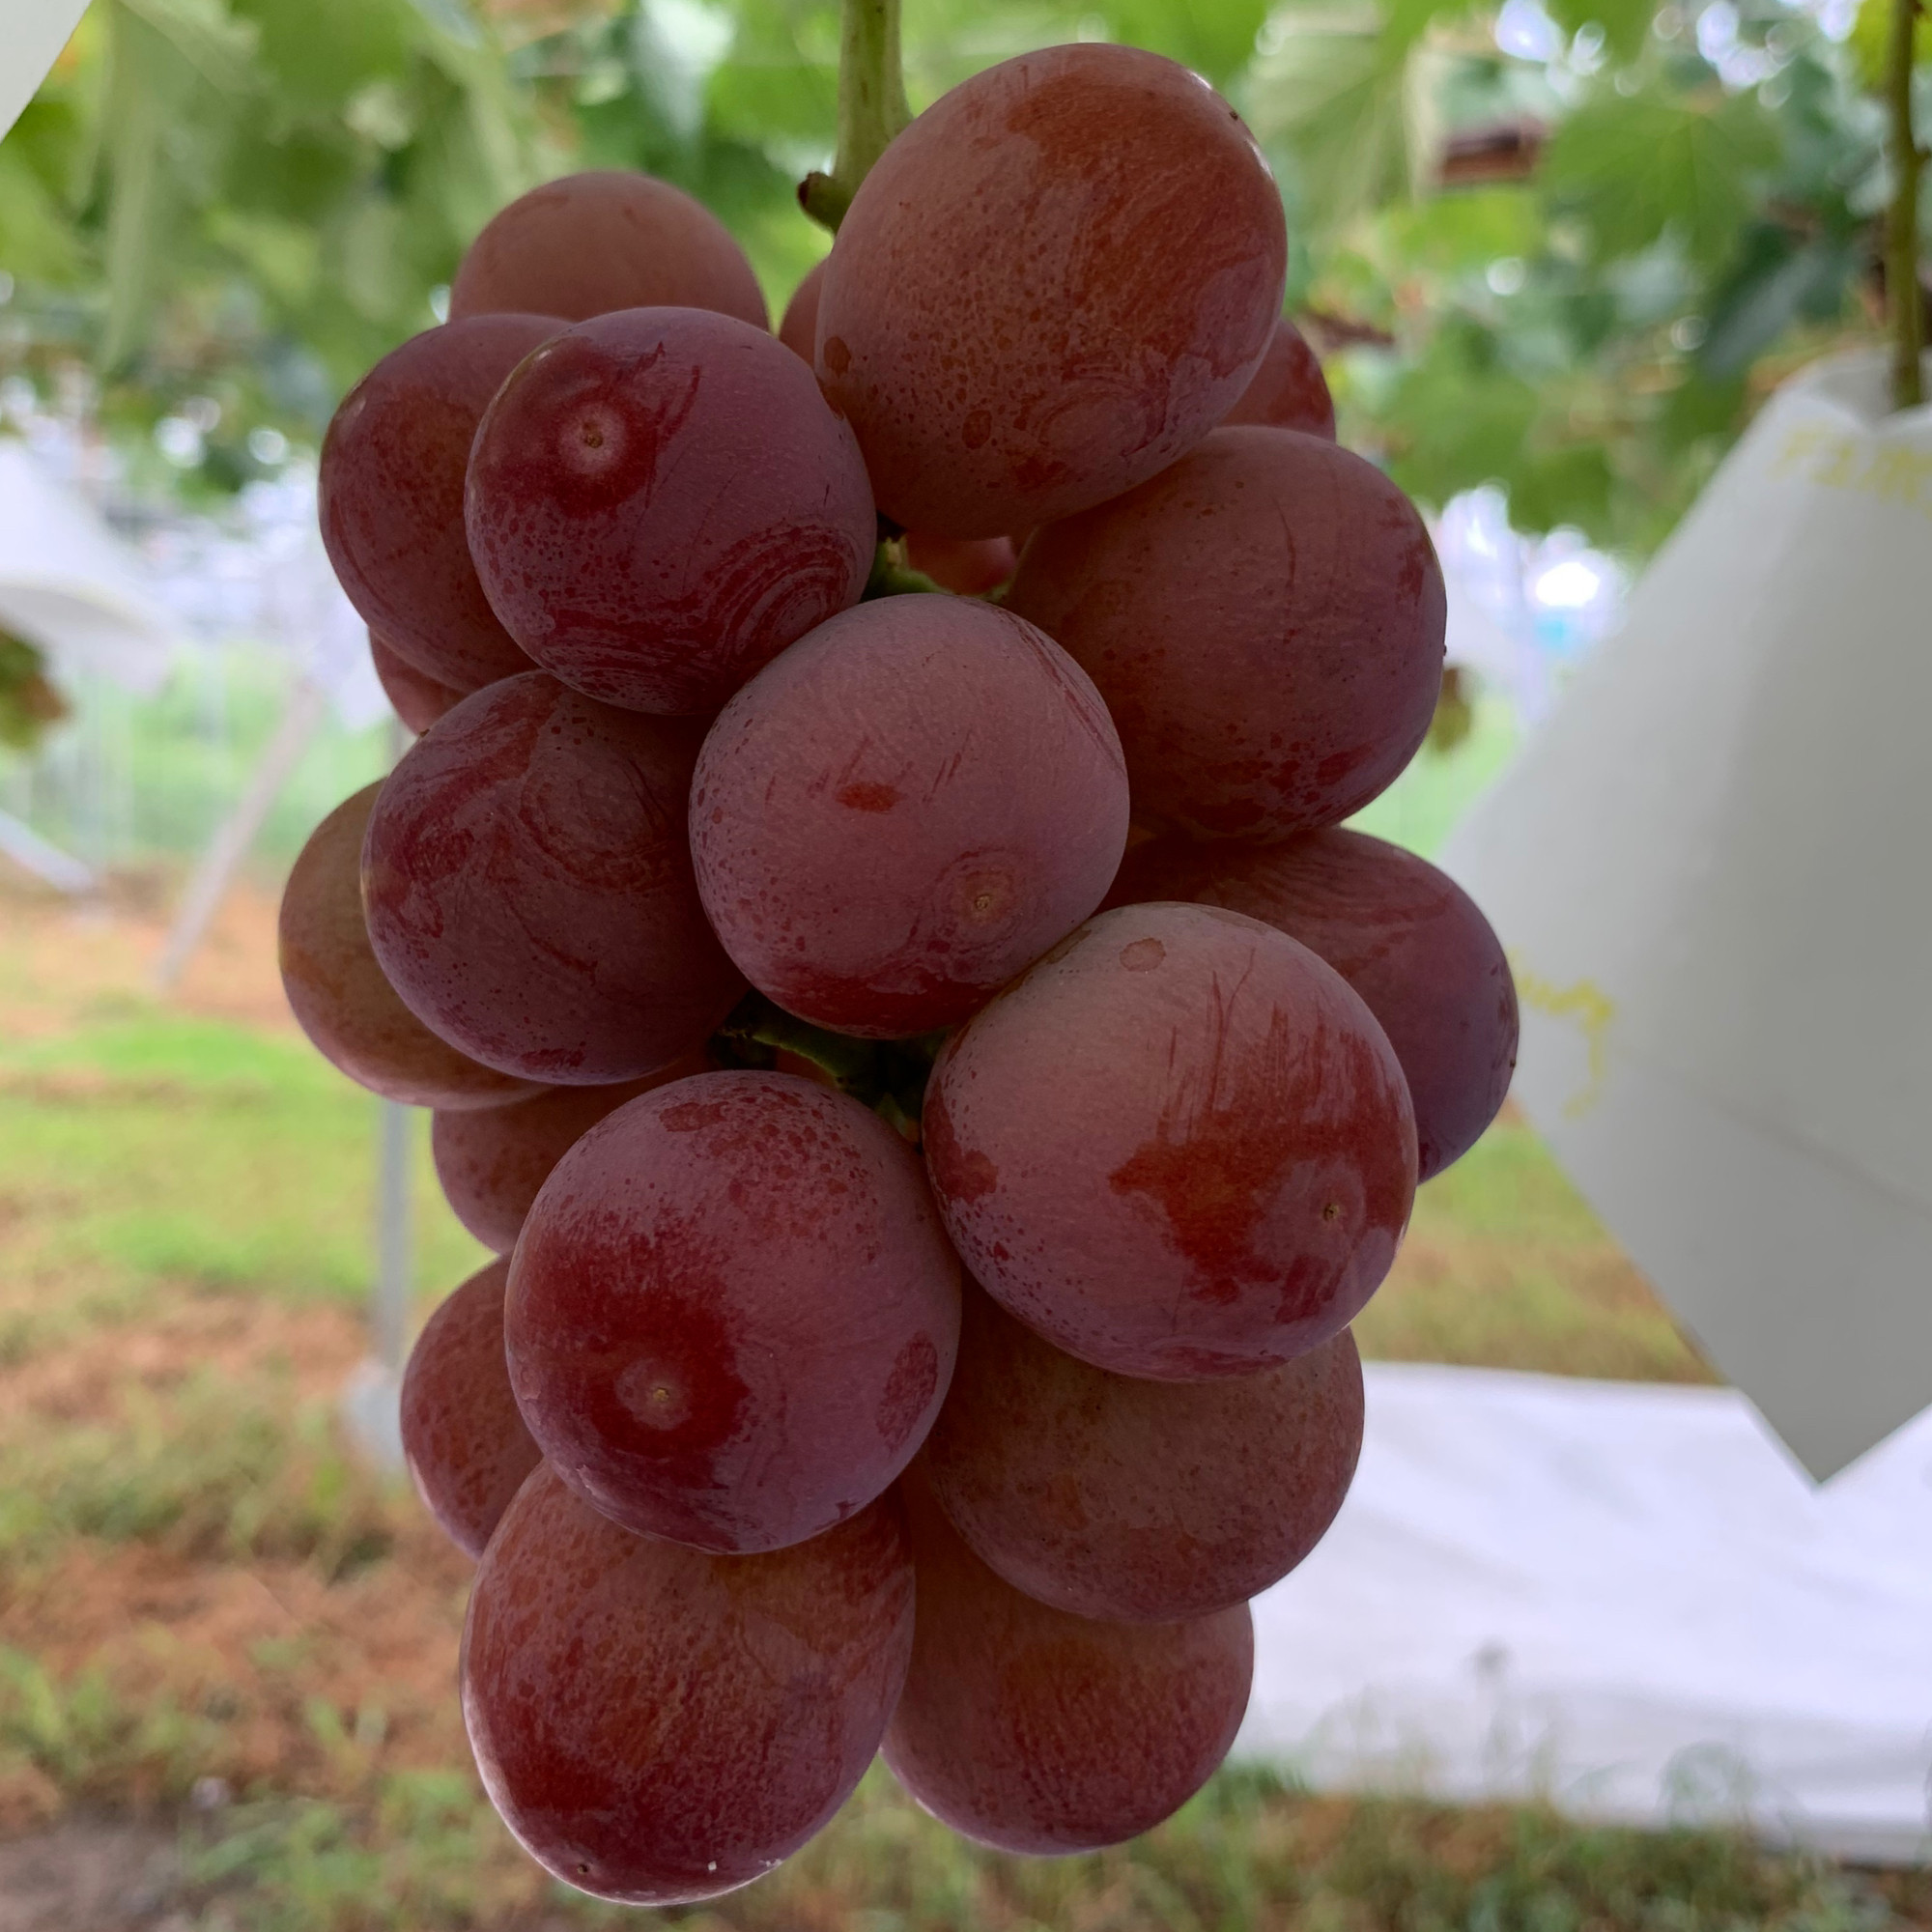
[
  {"left": 1888, "top": 0, "right": 1925, "bottom": 409},
  {"left": 799, "top": 0, "right": 910, "bottom": 233}
]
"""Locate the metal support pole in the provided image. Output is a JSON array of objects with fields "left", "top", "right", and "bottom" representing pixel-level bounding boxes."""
[
  {"left": 150, "top": 675, "right": 328, "bottom": 993},
  {"left": 373, "top": 1097, "right": 413, "bottom": 1377},
  {"left": 340, "top": 715, "right": 412, "bottom": 1474}
]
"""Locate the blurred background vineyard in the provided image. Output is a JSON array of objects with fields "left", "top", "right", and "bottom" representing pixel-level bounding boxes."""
[{"left": 0, "top": 0, "right": 1928, "bottom": 1925}]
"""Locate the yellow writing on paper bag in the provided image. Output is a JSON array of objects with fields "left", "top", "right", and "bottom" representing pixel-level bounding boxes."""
[
  {"left": 1770, "top": 425, "right": 1932, "bottom": 516},
  {"left": 1511, "top": 959, "right": 1616, "bottom": 1119}
]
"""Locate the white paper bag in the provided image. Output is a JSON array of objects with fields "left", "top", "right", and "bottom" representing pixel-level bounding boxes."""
[
  {"left": 0, "top": 0, "right": 89, "bottom": 146},
  {"left": 1443, "top": 350, "right": 1932, "bottom": 1481}
]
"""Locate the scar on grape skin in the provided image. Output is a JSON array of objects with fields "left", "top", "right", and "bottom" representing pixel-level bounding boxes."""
[
  {"left": 924, "top": 1089, "right": 999, "bottom": 1203},
  {"left": 1105, "top": 984, "right": 1315, "bottom": 1294},
  {"left": 875, "top": 1333, "right": 942, "bottom": 1452},
  {"left": 837, "top": 781, "right": 901, "bottom": 812}
]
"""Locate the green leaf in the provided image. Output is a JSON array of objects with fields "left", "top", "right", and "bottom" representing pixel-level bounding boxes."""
[
  {"left": 117, "top": 0, "right": 258, "bottom": 96},
  {"left": 204, "top": 207, "right": 321, "bottom": 306},
  {"left": 1380, "top": 326, "right": 1541, "bottom": 505},
  {"left": 1849, "top": 0, "right": 1929, "bottom": 93},
  {"left": 229, "top": 0, "right": 412, "bottom": 116},
  {"left": 99, "top": 7, "right": 201, "bottom": 369},
  {"left": 1540, "top": 82, "right": 1779, "bottom": 266},
  {"left": 1543, "top": 0, "right": 1653, "bottom": 66},
  {"left": 1697, "top": 223, "right": 1859, "bottom": 376},
  {"left": 1102, "top": 0, "right": 1274, "bottom": 86},
  {"left": 0, "top": 146, "right": 87, "bottom": 283},
  {"left": 1243, "top": 10, "right": 1435, "bottom": 231},
  {"left": 1508, "top": 440, "right": 1615, "bottom": 531}
]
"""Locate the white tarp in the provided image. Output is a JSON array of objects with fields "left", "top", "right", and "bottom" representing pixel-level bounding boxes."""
[
  {"left": 0, "top": 441, "right": 180, "bottom": 695},
  {"left": 0, "top": 0, "right": 87, "bottom": 148},
  {"left": 1441, "top": 350, "right": 1932, "bottom": 1480},
  {"left": 1238, "top": 1362, "right": 1932, "bottom": 1863}
]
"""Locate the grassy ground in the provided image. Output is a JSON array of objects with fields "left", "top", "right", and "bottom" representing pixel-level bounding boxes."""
[{"left": 0, "top": 867, "right": 1918, "bottom": 1932}]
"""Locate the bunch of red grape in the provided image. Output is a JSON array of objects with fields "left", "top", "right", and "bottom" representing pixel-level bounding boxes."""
[{"left": 279, "top": 41, "right": 1518, "bottom": 1908}]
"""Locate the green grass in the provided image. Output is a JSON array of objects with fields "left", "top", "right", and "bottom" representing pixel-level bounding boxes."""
[
  {"left": 0, "top": 1368, "right": 395, "bottom": 1573},
  {"left": 0, "top": 1003, "right": 491, "bottom": 1333},
  {"left": 162, "top": 1763, "right": 1926, "bottom": 1932},
  {"left": 1349, "top": 696, "right": 1518, "bottom": 859}
]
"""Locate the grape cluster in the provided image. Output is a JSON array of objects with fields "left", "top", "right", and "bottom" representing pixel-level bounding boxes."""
[{"left": 280, "top": 41, "right": 1519, "bottom": 1908}]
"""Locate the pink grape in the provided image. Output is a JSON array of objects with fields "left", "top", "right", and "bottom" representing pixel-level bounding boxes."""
[
  {"left": 448, "top": 170, "right": 768, "bottom": 327},
  {"left": 816, "top": 43, "right": 1288, "bottom": 537},
  {"left": 1222, "top": 315, "right": 1335, "bottom": 438},
  {"left": 1006, "top": 426, "right": 1445, "bottom": 837},
  {"left": 923, "top": 901, "right": 1416, "bottom": 1379},
  {"left": 506, "top": 1070, "right": 961, "bottom": 1552},
  {"left": 903, "top": 530, "right": 1019, "bottom": 595},
  {"left": 923, "top": 1286, "right": 1363, "bottom": 1623},
  {"left": 430, "top": 1050, "right": 709, "bottom": 1254},
  {"left": 319, "top": 316, "right": 558, "bottom": 692},
  {"left": 777, "top": 270, "right": 1020, "bottom": 594},
  {"left": 360, "top": 672, "right": 744, "bottom": 1084},
  {"left": 777, "top": 258, "right": 825, "bottom": 361},
  {"left": 277, "top": 783, "right": 535, "bottom": 1111},
  {"left": 1111, "top": 829, "right": 1519, "bottom": 1179},
  {"left": 466, "top": 307, "right": 876, "bottom": 715},
  {"left": 369, "top": 631, "right": 463, "bottom": 736},
  {"left": 883, "top": 1469, "right": 1253, "bottom": 1855},
  {"left": 464, "top": 1466, "right": 912, "bottom": 1905},
  {"left": 691, "top": 598, "right": 1129, "bottom": 1038},
  {"left": 399, "top": 1258, "right": 541, "bottom": 1559}
]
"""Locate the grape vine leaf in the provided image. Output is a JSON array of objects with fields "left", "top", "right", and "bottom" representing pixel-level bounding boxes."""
[
  {"left": 1243, "top": 8, "right": 1450, "bottom": 232},
  {"left": 1541, "top": 0, "right": 1653, "bottom": 66},
  {"left": 1540, "top": 83, "right": 1780, "bottom": 267}
]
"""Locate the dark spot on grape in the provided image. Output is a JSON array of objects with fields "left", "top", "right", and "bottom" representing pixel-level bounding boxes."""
[
  {"left": 963, "top": 409, "right": 993, "bottom": 449},
  {"left": 924, "top": 1089, "right": 999, "bottom": 1203},
  {"left": 1119, "top": 937, "right": 1165, "bottom": 972},
  {"left": 837, "top": 781, "right": 901, "bottom": 811},
  {"left": 876, "top": 1333, "right": 941, "bottom": 1452},
  {"left": 822, "top": 335, "right": 852, "bottom": 376}
]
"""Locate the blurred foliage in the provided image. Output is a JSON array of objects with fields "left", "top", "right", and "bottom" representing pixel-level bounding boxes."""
[
  {"left": 0, "top": 632, "right": 68, "bottom": 749},
  {"left": 1257, "top": 0, "right": 1924, "bottom": 549},
  {"left": 0, "top": 0, "right": 1924, "bottom": 547}
]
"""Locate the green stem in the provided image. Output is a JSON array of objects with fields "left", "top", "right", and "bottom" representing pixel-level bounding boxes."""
[
  {"left": 1887, "top": 0, "right": 1924, "bottom": 409},
  {"left": 799, "top": 0, "right": 910, "bottom": 233}
]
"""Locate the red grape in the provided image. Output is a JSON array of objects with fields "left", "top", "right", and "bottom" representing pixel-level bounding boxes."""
[
  {"left": 360, "top": 672, "right": 744, "bottom": 1084},
  {"left": 1007, "top": 426, "right": 1445, "bottom": 838},
  {"left": 923, "top": 901, "right": 1416, "bottom": 1379},
  {"left": 883, "top": 1469, "right": 1252, "bottom": 1855},
  {"left": 278, "top": 783, "right": 535, "bottom": 1110},
  {"left": 320, "top": 316, "right": 558, "bottom": 692},
  {"left": 1222, "top": 315, "right": 1335, "bottom": 438},
  {"left": 465, "top": 1465, "right": 912, "bottom": 1905},
  {"left": 370, "top": 631, "right": 463, "bottom": 736},
  {"left": 777, "top": 257, "right": 825, "bottom": 361},
  {"left": 399, "top": 1258, "right": 541, "bottom": 1559},
  {"left": 924, "top": 1286, "right": 1362, "bottom": 1623},
  {"left": 691, "top": 598, "right": 1129, "bottom": 1038},
  {"left": 903, "top": 530, "right": 1019, "bottom": 596},
  {"left": 816, "top": 44, "right": 1287, "bottom": 538},
  {"left": 506, "top": 1070, "right": 961, "bottom": 1552},
  {"left": 1111, "top": 829, "right": 1519, "bottom": 1179},
  {"left": 779, "top": 266, "right": 1019, "bottom": 595},
  {"left": 430, "top": 1051, "right": 709, "bottom": 1254},
  {"left": 466, "top": 308, "right": 875, "bottom": 716},
  {"left": 448, "top": 170, "right": 768, "bottom": 328}
]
